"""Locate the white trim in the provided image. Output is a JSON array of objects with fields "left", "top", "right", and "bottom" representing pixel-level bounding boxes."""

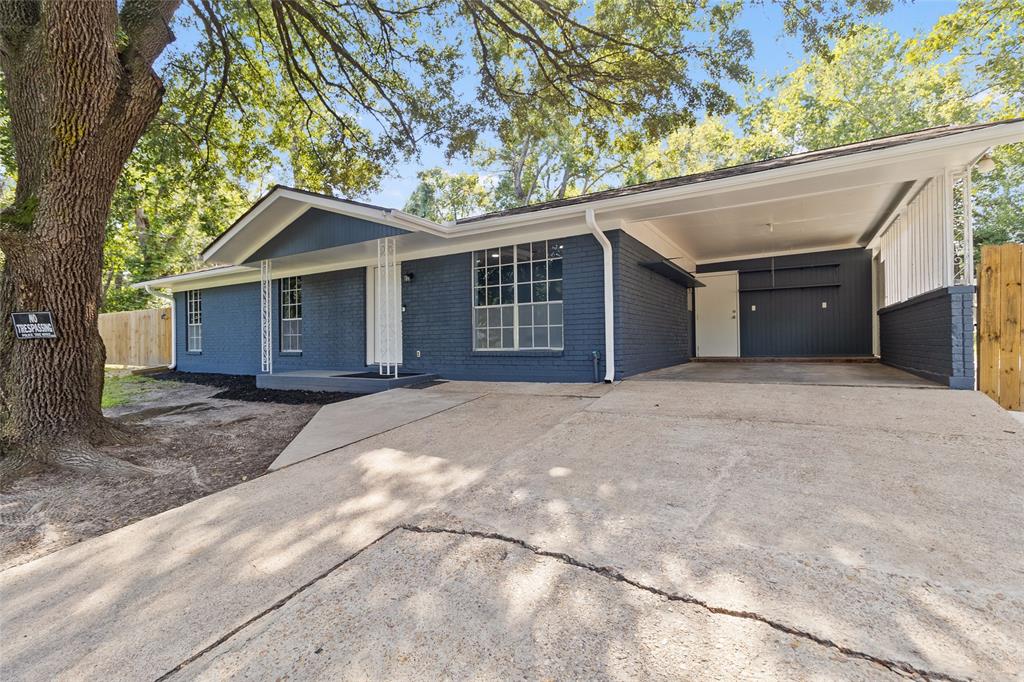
[
  {"left": 585, "top": 209, "right": 615, "bottom": 382},
  {"left": 365, "top": 267, "right": 375, "bottom": 366},
  {"left": 138, "top": 122, "right": 1024, "bottom": 291},
  {"left": 279, "top": 275, "right": 303, "bottom": 353},
  {"left": 135, "top": 222, "right": 599, "bottom": 292},
  {"left": 866, "top": 178, "right": 930, "bottom": 250},
  {"left": 203, "top": 187, "right": 449, "bottom": 262},
  {"left": 963, "top": 169, "right": 975, "bottom": 284},
  {"left": 186, "top": 289, "right": 203, "bottom": 353},
  {"left": 623, "top": 221, "right": 696, "bottom": 271},
  {"left": 449, "top": 121, "right": 1024, "bottom": 234},
  {"left": 695, "top": 243, "right": 863, "bottom": 265},
  {"left": 199, "top": 123, "right": 1024, "bottom": 263},
  {"left": 942, "top": 168, "right": 955, "bottom": 287}
]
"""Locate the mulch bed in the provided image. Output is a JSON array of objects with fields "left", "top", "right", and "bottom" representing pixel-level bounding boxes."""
[{"left": 149, "top": 371, "right": 359, "bottom": 405}]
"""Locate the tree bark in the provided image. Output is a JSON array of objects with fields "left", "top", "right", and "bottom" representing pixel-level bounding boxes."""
[{"left": 0, "top": 0, "right": 180, "bottom": 476}]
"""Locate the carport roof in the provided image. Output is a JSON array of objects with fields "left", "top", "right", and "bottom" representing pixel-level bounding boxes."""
[{"left": 456, "top": 118, "right": 1023, "bottom": 224}]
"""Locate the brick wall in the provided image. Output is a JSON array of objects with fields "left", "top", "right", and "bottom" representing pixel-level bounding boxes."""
[
  {"left": 175, "top": 283, "right": 261, "bottom": 375},
  {"left": 612, "top": 231, "right": 691, "bottom": 378},
  {"left": 272, "top": 268, "right": 366, "bottom": 372},
  {"left": 175, "top": 267, "right": 366, "bottom": 375},
  {"left": 175, "top": 231, "right": 699, "bottom": 383},
  {"left": 878, "top": 285, "right": 974, "bottom": 389},
  {"left": 400, "top": 233, "right": 606, "bottom": 382}
]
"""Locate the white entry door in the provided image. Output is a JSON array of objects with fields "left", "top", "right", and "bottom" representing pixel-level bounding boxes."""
[
  {"left": 695, "top": 271, "right": 739, "bottom": 357},
  {"left": 365, "top": 264, "right": 403, "bottom": 366}
]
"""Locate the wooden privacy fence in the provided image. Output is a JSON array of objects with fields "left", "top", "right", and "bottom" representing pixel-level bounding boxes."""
[
  {"left": 979, "top": 244, "right": 1023, "bottom": 411},
  {"left": 98, "top": 306, "right": 172, "bottom": 368}
]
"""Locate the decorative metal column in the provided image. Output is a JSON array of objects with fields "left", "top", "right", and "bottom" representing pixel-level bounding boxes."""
[
  {"left": 260, "top": 259, "right": 273, "bottom": 374},
  {"left": 376, "top": 237, "right": 399, "bottom": 377}
]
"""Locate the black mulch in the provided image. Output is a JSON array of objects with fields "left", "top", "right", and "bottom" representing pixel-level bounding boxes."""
[{"left": 149, "top": 372, "right": 359, "bottom": 405}]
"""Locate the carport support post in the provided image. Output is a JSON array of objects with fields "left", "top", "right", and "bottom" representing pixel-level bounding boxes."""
[{"left": 586, "top": 209, "right": 615, "bottom": 382}]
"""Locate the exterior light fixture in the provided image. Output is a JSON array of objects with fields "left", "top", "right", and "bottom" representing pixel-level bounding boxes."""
[{"left": 975, "top": 154, "right": 996, "bottom": 175}]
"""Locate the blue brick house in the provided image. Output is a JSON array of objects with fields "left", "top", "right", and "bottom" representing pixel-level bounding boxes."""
[{"left": 137, "top": 120, "right": 1024, "bottom": 389}]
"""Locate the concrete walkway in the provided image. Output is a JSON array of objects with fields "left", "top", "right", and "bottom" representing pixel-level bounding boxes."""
[
  {"left": 268, "top": 387, "right": 483, "bottom": 470},
  {"left": 2, "top": 378, "right": 1021, "bottom": 681}
]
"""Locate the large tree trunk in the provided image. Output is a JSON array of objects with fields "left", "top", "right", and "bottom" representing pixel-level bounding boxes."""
[{"left": 0, "top": 0, "right": 180, "bottom": 478}]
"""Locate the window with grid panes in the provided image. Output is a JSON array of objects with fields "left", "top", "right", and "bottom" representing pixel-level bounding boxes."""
[
  {"left": 186, "top": 290, "right": 202, "bottom": 352},
  {"left": 472, "top": 240, "right": 564, "bottom": 350},
  {"left": 280, "top": 276, "right": 302, "bottom": 352}
]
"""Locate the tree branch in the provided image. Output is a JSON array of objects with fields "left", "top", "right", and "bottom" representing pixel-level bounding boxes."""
[{"left": 120, "top": 0, "right": 180, "bottom": 69}]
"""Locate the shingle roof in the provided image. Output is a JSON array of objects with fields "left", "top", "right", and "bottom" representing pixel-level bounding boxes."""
[{"left": 455, "top": 118, "right": 1023, "bottom": 224}]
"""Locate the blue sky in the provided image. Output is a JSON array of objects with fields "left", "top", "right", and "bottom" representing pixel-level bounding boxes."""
[{"left": 364, "top": 0, "right": 959, "bottom": 207}]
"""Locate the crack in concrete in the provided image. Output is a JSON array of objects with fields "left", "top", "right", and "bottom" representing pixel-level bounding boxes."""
[
  {"left": 153, "top": 521, "right": 970, "bottom": 682},
  {"left": 400, "top": 524, "right": 969, "bottom": 682},
  {"left": 152, "top": 526, "right": 401, "bottom": 682}
]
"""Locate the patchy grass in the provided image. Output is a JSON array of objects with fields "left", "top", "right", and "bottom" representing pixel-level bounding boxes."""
[{"left": 101, "top": 374, "right": 154, "bottom": 408}]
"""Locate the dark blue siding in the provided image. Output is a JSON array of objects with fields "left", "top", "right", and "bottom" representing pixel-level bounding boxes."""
[
  {"left": 879, "top": 285, "right": 974, "bottom": 388},
  {"left": 245, "top": 208, "right": 406, "bottom": 263},
  {"left": 175, "top": 283, "right": 261, "bottom": 375},
  {"left": 698, "top": 248, "right": 873, "bottom": 357},
  {"left": 271, "top": 268, "right": 366, "bottom": 371},
  {"left": 612, "top": 231, "right": 691, "bottom": 378},
  {"left": 400, "top": 234, "right": 606, "bottom": 381}
]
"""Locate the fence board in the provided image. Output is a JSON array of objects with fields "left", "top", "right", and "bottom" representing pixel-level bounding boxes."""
[
  {"left": 998, "top": 247, "right": 1022, "bottom": 409},
  {"left": 98, "top": 307, "right": 171, "bottom": 368},
  {"left": 979, "top": 246, "right": 1001, "bottom": 401},
  {"left": 979, "top": 244, "right": 1024, "bottom": 411}
]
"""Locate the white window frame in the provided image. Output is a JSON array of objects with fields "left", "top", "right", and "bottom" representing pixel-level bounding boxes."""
[
  {"left": 280, "top": 276, "right": 302, "bottom": 353},
  {"left": 186, "top": 290, "right": 202, "bottom": 353},
  {"left": 472, "top": 240, "right": 564, "bottom": 351}
]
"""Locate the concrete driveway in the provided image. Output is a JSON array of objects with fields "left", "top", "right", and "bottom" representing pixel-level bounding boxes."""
[{"left": 2, "top": 371, "right": 1022, "bottom": 681}]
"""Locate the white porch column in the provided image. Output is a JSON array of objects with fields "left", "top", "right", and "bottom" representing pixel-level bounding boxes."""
[
  {"left": 942, "top": 169, "right": 956, "bottom": 287},
  {"left": 260, "top": 259, "right": 273, "bottom": 374},
  {"left": 376, "top": 237, "right": 399, "bottom": 377}
]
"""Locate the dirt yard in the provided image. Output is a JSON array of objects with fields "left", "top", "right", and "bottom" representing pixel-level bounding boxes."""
[{"left": 0, "top": 372, "right": 352, "bottom": 570}]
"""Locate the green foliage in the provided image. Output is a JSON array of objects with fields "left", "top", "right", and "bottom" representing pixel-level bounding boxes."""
[
  {"left": 403, "top": 168, "right": 494, "bottom": 222},
  {"left": 445, "top": 13, "right": 1022, "bottom": 257}
]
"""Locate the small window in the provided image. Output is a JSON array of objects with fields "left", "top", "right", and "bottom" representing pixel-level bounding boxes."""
[
  {"left": 186, "top": 290, "right": 202, "bottom": 352},
  {"left": 472, "top": 240, "right": 564, "bottom": 350},
  {"left": 280, "top": 276, "right": 302, "bottom": 352}
]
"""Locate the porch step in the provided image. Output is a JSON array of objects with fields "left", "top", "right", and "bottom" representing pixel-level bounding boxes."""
[{"left": 256, "top": 370, "right": 439, "bottom": 394}]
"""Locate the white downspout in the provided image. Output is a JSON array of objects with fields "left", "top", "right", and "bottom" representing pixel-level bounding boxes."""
[
  {"left": 144, "top": 286, "right": 176, "bottom": 370},
  {"left": 585, "top": 208, "right": 615, "bottom": 382}
]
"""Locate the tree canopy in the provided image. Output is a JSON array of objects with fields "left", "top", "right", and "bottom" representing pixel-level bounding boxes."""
[
  {"left": 5, "top": 0, "right": 886, "bottom": 312},
  {"left": 403, "top": 8, "right": 1022, "bottom": 257}
]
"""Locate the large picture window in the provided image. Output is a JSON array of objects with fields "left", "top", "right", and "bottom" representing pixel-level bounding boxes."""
[
  {"left": 186, "top": 290, "right": 202, "bottom": 352},
  {"left": 280, "top": 276, "right": 302, "bottom": 352},
  {"left": 473, "top": 240, "right": 564, "bottom": 351}
]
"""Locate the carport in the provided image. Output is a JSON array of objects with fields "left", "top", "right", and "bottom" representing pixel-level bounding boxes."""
[{"left": 576, "top": 119, "right": 1024, "bottom": 387}]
